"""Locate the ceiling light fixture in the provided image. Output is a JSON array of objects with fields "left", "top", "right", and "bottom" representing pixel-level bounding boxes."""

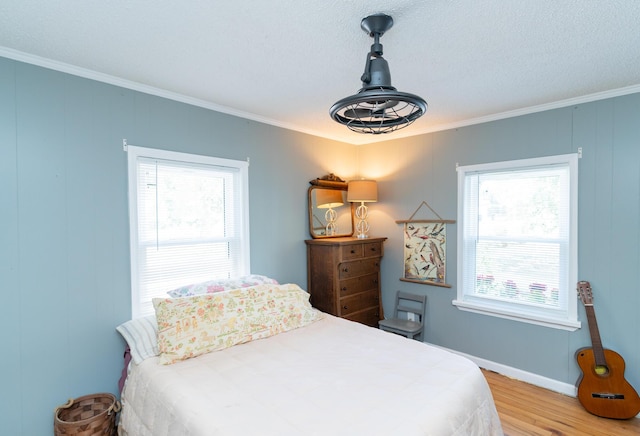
[{"left": 330, "top": 14, "right": 427, "bottom": 135}]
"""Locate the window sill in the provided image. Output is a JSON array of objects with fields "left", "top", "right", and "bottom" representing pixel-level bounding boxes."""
[{"left": 452, "top": 299, "right": 581, "bottom": 331}]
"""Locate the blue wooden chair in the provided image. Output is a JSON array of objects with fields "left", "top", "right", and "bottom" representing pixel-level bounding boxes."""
[{"left": 378, "top": 291, "right": 427, "bottom": 341}]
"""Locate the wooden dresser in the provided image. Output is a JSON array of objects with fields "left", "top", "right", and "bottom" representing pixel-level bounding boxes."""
[{"left": 305, "top": 237, "right": 386, "bottom": 327}]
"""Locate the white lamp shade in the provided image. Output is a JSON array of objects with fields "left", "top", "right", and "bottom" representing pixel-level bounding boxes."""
[
  {"left": 347, "top": 180, "right": 378, "bottom": 203},
  {"left": 315, "top": 189, "right": 344, "bottom": 208}
]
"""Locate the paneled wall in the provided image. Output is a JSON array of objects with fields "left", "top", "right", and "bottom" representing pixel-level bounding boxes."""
[
  {"left": 364, "top": 95, "right": 640, "bottom": 392},
  {"left": 2, "top": 54, "right": 639, "bottom": 434},
  {"left": 0, "top": 57, "right": 356, "bottom": 435}
]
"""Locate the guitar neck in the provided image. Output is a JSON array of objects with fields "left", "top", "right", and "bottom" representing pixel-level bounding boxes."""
[{"left": 584, "top": 304, "right": 608, "bottom": 367}]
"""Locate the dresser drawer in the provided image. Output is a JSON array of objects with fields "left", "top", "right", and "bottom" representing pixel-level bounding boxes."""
[
  {"left": 363, "top": 241, "right": 383, "bottom": 257},
  {"left": 339, "top": 273, "right": 379, "bottom": 297},
  {"left": 339, "top": 290, "right": 380, "bottom": 316},
  {"left": 341, "top": 244, "right": 363, "bottom": 260},
  {"left": 344, "top": 306, "right": 381, "bottom": 327},
  {"left": 338, "top": 258, "right": 380, "bottom": 280}
]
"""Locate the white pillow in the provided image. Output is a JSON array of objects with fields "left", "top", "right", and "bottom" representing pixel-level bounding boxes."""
[{"left": 116, "top": 315, "right": 159, "bottom": 364}]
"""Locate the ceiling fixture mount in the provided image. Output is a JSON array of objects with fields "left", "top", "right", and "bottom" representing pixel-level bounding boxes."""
[{"left": 330, "top": 14, "right": 427, "bottom": 135}]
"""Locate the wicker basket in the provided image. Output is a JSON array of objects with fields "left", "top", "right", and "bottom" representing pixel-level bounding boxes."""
[{"left": 54, "top": 393, "right": 121, "bottom": 436}]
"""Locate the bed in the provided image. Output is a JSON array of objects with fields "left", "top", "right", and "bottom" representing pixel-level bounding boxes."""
[{"left": 116, "top": 280, "right": 502, "bottom": 436}]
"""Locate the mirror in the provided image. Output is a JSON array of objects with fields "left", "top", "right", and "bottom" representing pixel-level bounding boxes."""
[{"left": 308, "top": 175, "right": 355, "bottom": 239}]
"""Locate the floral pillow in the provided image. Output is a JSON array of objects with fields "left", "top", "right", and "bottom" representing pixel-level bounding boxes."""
[
  {"left": 166, "top": 274, "right": 279, "bottom": 298},
  {"left": 153, "top": 283, "right": 322, "bottom": 365}
]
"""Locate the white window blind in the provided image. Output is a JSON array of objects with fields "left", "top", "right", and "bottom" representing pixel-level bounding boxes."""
[
  {"left": 454, "top": 154, "right": 579, "bottom": 330},
  {"left": 127, "top": 146, "right": 249, "bottom": 318}
]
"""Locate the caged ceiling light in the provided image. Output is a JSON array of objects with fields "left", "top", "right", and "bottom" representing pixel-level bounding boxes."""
[{"left": 330, "top": 14, "right": 427, "bottom": 135}]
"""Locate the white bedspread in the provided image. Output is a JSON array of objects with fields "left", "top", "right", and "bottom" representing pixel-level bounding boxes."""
[{"left": 119, "top": 315, "right": 502, "bottom": 436}]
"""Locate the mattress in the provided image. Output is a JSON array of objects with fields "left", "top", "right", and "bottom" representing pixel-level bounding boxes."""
[{"left": 119, "top": 314, "right": 502, "bottom": 435}]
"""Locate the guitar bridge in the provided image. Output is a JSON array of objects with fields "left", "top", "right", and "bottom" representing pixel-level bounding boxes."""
[{"left": 592, "top": 393, "right": 625, "bottom": 400}]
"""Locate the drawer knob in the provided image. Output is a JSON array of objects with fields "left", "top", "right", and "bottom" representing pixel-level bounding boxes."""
[
  {"left": 350, "top": 249, "right": 356, "bottom": 254},
  {"left": 341, "top": 286, "right": 347, "bottom": 291},
  {"left": 342, "top": 267, "right": 349, "bottom": 273},
  {"left": 373, "top": 279, "right": 378, "bottom": 284},
  {"left": 343, "top": 305, "right": 348, "bottom": 310},
  {"left": 370, "top": 247, "right": 377, "bottom": 252}
]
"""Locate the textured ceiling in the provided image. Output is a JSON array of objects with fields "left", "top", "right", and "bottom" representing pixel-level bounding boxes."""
[{"left": 1, "top": 1, "right": 640, "bottom": 145}]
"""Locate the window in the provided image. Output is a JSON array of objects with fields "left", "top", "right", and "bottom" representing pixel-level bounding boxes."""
[
  {"left": 454, "top": 154, "right": 580, "bottom": 330},
  {"left": 127, "top": 146, "right": 249, "bottom": 318}
]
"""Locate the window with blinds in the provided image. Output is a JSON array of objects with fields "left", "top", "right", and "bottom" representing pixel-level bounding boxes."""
[
  {"left": 454, "top": 154, "right": 580, "bottom": 330},
  {"left": 127, "top": 146, "right": 249, "bottom": 318}
]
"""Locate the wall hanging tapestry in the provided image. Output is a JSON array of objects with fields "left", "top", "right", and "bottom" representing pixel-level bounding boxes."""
[{"left": 396, "top": 201, "right": 455, "bottom": 288}]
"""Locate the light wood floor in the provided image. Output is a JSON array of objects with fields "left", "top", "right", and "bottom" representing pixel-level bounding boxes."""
[{"left": 482, "top": 369, "right": 640, "bottom": 435}]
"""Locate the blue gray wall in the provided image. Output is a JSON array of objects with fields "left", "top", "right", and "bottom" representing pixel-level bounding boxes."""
[
  {"left": 364, "top": 96, "right": 640, "bottom": 393},
  {"left": 2, "top": 55, "right": 639, "bottom": 434},
  {"left": 0, "top": 57, "right": 356, "bottom": 435}
]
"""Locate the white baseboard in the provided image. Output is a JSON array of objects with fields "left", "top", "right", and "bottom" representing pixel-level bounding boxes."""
[
  {"left": 428, "top": 343, "right": 577, "bottom": 397},
  {"left": 427, "top": 343, "right": 640, "bottom": 419}
]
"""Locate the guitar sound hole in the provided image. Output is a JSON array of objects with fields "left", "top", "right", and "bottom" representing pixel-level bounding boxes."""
[
  {"left": 592, "top": 393, "right": 625, "bottom": 400},
  {"left": 595, "top": 365, "right": 609, "bottom": 376}
]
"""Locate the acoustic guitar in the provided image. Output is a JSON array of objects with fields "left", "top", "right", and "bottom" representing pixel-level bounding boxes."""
[{"left": 575, "top": 280, "right": 640, "bottom": 419}]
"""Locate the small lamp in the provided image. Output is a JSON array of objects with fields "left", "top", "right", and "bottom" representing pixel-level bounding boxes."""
[
  {"left": 315, "top": 189, "right": 344, "bottom": 236},
  {"left": 347, "top": 180, "right": 378, "bottom": 239}
]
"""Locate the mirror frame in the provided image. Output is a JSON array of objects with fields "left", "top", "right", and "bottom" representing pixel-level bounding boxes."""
[{"left": 308, "top": 175, "right": 355, "bottom": 239}]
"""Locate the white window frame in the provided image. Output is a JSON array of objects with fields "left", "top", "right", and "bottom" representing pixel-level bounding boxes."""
[
  {"left": 127, "top": 146, "right": 250, "bottom": 318},
  {"left": 453, "top": 153, "right": 580, "bottom": 331}
]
